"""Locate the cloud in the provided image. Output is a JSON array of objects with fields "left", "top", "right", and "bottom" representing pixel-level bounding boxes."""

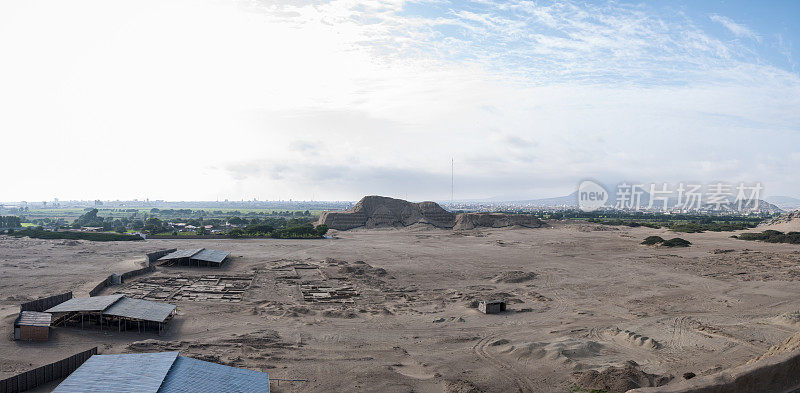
[
  {"left": 0, "top": 0, "right": 798, "bottom": 201},
  {"left": 222, "top": 159, "right": 580, "bottom": 201},
  {"left": 709, "top": 14, "right": 761, "bottom": 42}
]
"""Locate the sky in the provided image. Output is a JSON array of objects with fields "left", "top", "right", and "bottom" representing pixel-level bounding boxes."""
[{"left": 0, "top": 0, "right": 798, "bottom": 202}]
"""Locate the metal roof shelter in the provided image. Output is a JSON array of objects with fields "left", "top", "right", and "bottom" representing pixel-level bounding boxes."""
[
  {"left": 104, "top": 297, "right": 177, "bottom": 323},
  {"left": 52, "top": 352, "right": 269, "bottom": 393},
  {"left": 158, "top": 248, "right": 230, "bottom": 268},
  {"left": 159, "top": 355, "right": 270, "bottom": 392},
  {"left": 15, "top": 311, "right": 52, "bottom": 327},
  {"left": 45, "top": 295, "right": 176, "bottom": 334},
  {"left": 53, "top": 352, "right": 178, "bottom": 393},
  {"left": 159, "top": 249, "right": 203, "bottom": 260},
  {"left": 192, "top": 249, "right": 230, "bottom": 264},
  {"left": 45, "top": 294, "right": 124, "bottom": 313}
]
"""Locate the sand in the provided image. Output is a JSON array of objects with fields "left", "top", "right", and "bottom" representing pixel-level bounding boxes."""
[
  {"left": 760, "top": 210, "right": 800, "bottom": 232},
  {"left": 1, "top": 221, "right": 799, "bottom": 392}
]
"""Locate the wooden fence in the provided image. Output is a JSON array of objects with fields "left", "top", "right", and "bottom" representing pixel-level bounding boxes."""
[
  {"left": 0, "top": 347, "right": 97, "bottom": 393},
  {"left": 146, "top": 249, "right": 177, "bottom": 265},
  {"left": 120, "top": 265, "right": 155, "bottom": 281},
  {"left": 88, "top": 276, "right": 112, "bottom": 297},
  {"left": 88, "top": 265, "right": 157, "bottom": 297},
  {"left": 19, "top": 292, "right": 72, "bottom": 312}
]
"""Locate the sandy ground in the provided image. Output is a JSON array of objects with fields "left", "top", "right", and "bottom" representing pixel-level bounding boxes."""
[{"left": 1, "top": 221, "right": 799, "bottom": 392}]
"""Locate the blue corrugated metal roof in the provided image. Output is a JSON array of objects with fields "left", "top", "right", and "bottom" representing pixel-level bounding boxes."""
[
  {"left": 52, "top": 352, "right": 269, "bottom": 393},
  {"left": 103, "top": 297, "right": 176, "bottom": 323},
  {"left": 52, "top": 352, "right": 178, "bottom": 393},
  {"left": 159, "top": 356, "right": 269, "bottom": 393},
  {"left": 45, "top": 294, "right": 124, "bottom": 313},
  {"left": 158, "top": 249, "right": 203, "bottom": 261},
  {"left": 44, "top": 295, "right": 175, "bottom": 323},
  {"left": 191, "top": 249, "right": 230, "bottom": 264},
  {"left": 158, "top": 248, "right": 230, "bottom": 264}
]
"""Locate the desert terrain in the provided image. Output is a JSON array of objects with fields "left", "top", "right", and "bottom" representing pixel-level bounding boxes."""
[{"left": 2, "top": 221, "right": 800, "bottom": 392}]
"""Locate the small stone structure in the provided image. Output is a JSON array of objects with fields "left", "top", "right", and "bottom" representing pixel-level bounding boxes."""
[{"left": 478, "top": 300, "right": 506, "bottom": 314}]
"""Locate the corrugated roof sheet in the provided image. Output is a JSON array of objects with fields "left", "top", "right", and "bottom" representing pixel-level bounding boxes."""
[
  {"left": 45, "top": 294, "right": 124, "bottom": 313},
  {"left": 52, "top": 352, "right": 269, "bottom": 393},
  {"left": 103, "top": 297, "right": 177, "bottom": 323},
  {"left": 15, "top": 311, "right": 52, "bottom": 327},
  {"left": 52, "top": 352, "right": 179, "bottom": 393},
  {"left": 159, "top": 356, "right": 269, "bottom": 393},
  {"left": 158, "top": 249, "right": 203, "bottom": 261},
  {"left": 192, "top": 249, "right": 230, "bottom": 264}
]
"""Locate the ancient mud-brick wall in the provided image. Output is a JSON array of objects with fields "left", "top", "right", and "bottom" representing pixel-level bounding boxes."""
[
  {"left": 319, "top": 211, "right": 368, "bottom": 230},
  {"left": 319, "top": 196, "right": 549, "bottom": 231},
  {"left": 453, "top": 213, "right": 545, "bottom": 230},
  {"left": 417, "top": 201, "right": 456, "bottom": 227}
]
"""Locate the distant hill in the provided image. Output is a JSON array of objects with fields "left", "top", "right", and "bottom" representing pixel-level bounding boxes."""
[
  {"left": 502, "top": 188, "right": 783, "bottom": 213},
  {"left": 765, "top": 196, "right": 800, "bottom": 211},
  {"left": 506, "top": 191, "right": 579, "bottom": 207}
]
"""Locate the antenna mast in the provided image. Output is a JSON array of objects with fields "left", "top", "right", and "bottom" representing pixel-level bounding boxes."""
[{"left": 450, "top": 158, "right": 454, "bottom": 208}]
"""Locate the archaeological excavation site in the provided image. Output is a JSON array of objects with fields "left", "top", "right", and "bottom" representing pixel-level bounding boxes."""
[
  {"left": 4, "top": 0, "right": 799, "bottom": 391},
  {"left": 2, "top": 197, "right": 800, "bottom": 392}
]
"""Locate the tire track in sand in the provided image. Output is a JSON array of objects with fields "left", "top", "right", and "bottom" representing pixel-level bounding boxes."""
[{"left": 471, "top": 334, "right": 536, "bottom": 393}]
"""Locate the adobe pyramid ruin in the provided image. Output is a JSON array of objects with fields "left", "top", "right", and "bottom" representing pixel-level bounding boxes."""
[{"left": 318, "top": 196, "right": 545, "bottom": 231}]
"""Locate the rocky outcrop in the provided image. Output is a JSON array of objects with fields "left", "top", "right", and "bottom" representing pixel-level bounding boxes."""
[{"left": 318, "top": 196, "right": 545, "bottom": 231}]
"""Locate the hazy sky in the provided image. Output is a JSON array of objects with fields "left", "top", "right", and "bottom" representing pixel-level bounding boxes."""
[{"left": 1, "top": 0, "right": 798, "bottom": 202}]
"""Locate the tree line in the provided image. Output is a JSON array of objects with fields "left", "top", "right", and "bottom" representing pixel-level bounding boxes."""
[{"left": 0, "top": 216, "right": 21, "bottom": 228}]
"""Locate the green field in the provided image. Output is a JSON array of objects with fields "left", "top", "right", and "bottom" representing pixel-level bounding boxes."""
[
  {"left": 12, "top": 229, "right": 144, "bottom": 242},
  {"left": 18, "top": 207, "right": 326, "bottom": 221}
]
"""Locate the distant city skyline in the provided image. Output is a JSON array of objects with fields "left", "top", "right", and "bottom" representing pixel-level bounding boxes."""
[{"left": 1, "top": 0, "right": 798, "bottom": 201}]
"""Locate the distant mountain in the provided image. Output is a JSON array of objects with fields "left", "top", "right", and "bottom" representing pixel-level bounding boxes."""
[
  {"left": 502, "top": 188, "right": 783, "bottom": 213},
  {"left": 764, "top": 196, "right": 800, "bottom": 211},
  {"left": 732, "top": 199, "right": 784, "bottom": 214},
  {"left": 507, "top": 191, "right": 579, "bottom": 207}
]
